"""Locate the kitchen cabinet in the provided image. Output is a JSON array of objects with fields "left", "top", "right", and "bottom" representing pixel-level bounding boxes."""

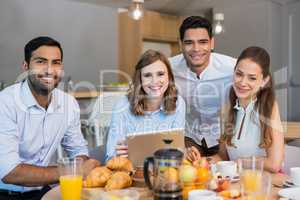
[
  {"left": 118, "top": 10, "right": 183, "bottom": 81},
  {"left": 141, "top": 11, "right": 181, "bottom": 42}
]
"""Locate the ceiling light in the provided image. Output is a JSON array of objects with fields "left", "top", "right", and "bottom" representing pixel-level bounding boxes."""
[
  {"left": 129, "top": 0, "right": 144, "bottom": 20},
  {"left": 213, "top": 13, "right": 225, "bottom": 35}
]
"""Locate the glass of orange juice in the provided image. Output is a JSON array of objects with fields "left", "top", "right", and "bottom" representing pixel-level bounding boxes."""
[
  {"left": 241, "top": 173, "right": 272, "bottom": 200},
  {"left": 238, "top": 157, "right": 265, "bottom": 197},
  {"left": 58, "top": 157, "right": 83, "bottom": 200}
]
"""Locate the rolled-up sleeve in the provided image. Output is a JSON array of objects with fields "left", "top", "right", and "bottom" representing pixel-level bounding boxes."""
[
  {"left": 0, "top": 100, "right": 20, "bottom": 180},
  {"left": 61, "top": 97, "right": 88, "bottom": 158}
]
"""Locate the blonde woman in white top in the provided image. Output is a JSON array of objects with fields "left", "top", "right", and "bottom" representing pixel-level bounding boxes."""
[{"left": 188, "top": 46, "right": 284, "bottom": 173}]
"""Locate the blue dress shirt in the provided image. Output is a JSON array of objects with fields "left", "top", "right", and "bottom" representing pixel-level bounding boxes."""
[
  {"left": 0, "top": 80, "right": 88, "bottom": 192},
  {"left": 105, "top": 95, "right": 186, "bottom": 162}
]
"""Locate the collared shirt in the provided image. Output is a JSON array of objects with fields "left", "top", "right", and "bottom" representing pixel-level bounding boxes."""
[
  {"left": 0, "top": 80, "right": 88, "bottom": 192},
  {"left": 105, "top": 95, "right": 186, "bottom": 162},
  {"left": 226, "top": 100, "right": 266, "bottom": 160},
  {"left": 169, "top": 53, "right": 236, "bottom": 147}
]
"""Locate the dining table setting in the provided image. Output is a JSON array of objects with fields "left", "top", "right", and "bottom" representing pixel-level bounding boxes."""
[
  {"left": 41, "top": 152, "right": 300, "bottom": 200},
  {"left": 42, "top": 172, "right": 290, "bottom": 200}
]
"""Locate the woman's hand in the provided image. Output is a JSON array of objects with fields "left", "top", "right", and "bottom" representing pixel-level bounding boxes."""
[
  {"left": 186, "top": 146, "right": 201, "bottom": 165},
  {"left": 116, "top": 140, "right": 128, "bottom": 157}
]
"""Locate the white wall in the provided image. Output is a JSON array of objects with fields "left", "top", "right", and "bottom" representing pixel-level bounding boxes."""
[
  {"left": 213, "top": 1, "right": 277, "bottom": 59},
  {"left": 213, "top": 0, "right": 287, "bottom": 73},
  {"left": 0, "top": 0, "right": 118, "bottom": 87},
  {"left": 284, "top": 1, "right": 300, "bottom": 120},
  {"left": 212, "top": 0, "right": 299, "bottom": 120},
  {"left": 267, "top": 1, "right": 283, "bottom": 72}
]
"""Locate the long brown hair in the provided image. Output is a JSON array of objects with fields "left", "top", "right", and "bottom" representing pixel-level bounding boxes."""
[
  {"left": 222, "top": 46, "right": 274, "bottom": 148},
  {"left": 128, "top": 50, "right": 178, "bottom": 116}
]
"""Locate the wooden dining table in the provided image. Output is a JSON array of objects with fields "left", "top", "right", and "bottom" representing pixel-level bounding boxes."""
[
  {"left": 42, "top": 173, "right": 288, "bottom": 200},
  {"left": 42, "top": 185, "right": 152, "bottom": 200}
]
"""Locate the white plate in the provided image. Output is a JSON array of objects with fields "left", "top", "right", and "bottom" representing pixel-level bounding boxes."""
[
  {"left": 278, "top": 187, "right": 300, "bottom": 199},
  {"left": 283, "top": 179, "right": 297, "bottom": 187}
]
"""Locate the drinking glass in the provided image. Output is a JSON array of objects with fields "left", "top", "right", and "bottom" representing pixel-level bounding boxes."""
[
  {"left": 238, "top": 156, "right": 264, "bottom": 196},
  {"left": 58, "top": 157, "right": 83, "bottom": 200},
  {"left": 241, "top": 173, "right": 272, "bottom": 200}
]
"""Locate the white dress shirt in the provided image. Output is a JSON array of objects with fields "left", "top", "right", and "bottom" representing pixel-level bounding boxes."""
[
  {"left": 169, "top": 53, "right": 236, "bottom": 147},
  {"left": 0, "top": 80, "right": 88, "bottom": 192}
]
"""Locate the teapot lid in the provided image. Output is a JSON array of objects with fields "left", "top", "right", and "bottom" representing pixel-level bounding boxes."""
[{"left": 154, "top": 148, "right": 183, "bottom": 160}]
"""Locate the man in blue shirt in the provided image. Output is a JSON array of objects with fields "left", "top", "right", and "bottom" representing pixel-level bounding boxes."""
[{"left": 0, "top": 36, "right": 99, "bottom": 200}]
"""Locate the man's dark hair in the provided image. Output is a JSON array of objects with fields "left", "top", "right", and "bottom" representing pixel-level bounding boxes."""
[
  {"left": 24, "top": 36, "right": 63, "bottom": 64},
  {"left": 179, "top": 16, "right": 213, "bottom": 41}
]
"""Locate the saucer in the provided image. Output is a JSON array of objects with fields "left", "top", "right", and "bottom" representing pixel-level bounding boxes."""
[
  {"left": 215, "top": 174, "right": 240, "bottom": 183},
  {"left": 283, "top": 179, "right": 300, "bottom": 187},
  {"left": 278, "top": 187, "right": 300, "bottom": 199},
  {"left": 230, "top": 175, "right": 240, "bottom": 183}
]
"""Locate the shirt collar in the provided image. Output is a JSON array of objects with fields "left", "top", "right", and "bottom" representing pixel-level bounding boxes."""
[
  {"left": 172, "top": 55, "right": 198, "bottom": 81},
  {"left": 174, "top": 54, "right": 215, "bottom": 81},
  {"left": 198, "top": 56, "right": 213, "bottom": 80},
  {"left": 234, "top": 98, "right": 256, "bottom": 113},
  {"left": 144, "top": 104, "right": 164, "bottom": 115},
  {"left": 47, "top": 90, "right": 61, "bottom": 112},
  {"left": 21, "top": 79, "right": 39, "bottom": 108},
  {"left": 21, "top": 79, "right": 61, "bottom": 111}
]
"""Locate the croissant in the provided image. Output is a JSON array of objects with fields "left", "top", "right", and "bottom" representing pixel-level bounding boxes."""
[
  {"left": 106, "top": 157, "right": 133, "bottom": 172},
  {"left": 105, "top": 171, "right": 132, "bottom": 190},
  {"left": 83, "top": 166, "right": 113, "bottom": 187}
]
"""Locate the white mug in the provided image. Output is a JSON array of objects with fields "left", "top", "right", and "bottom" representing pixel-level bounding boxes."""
[
  {"left": 290, "top": 167, "right": 300, "bottom": 186},
  {"left": 188, "top": 190, "right": 219, "bottom": 200},
  {"left": 216, "top": 161, "right": 237, "bottom": 178}
]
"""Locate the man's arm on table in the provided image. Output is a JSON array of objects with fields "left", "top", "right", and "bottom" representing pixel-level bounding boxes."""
[
  {"left": 2, "top": 164, "right": 59, "bottom": 187},
  {"left": 0, "top": 96, "right": 100, "bottom": 187},
  {"left": 2, "top": 155, "right": 100, "bottom": 187}
]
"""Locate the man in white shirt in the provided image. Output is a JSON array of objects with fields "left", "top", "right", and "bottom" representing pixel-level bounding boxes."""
[
  {"left": 169, "top": 16, "right": 237, "bottom": 156},
  {"left": 0, "top": 36, "right": 100, "bottom": 200}
]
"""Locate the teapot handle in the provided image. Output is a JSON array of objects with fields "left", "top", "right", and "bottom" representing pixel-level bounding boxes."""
[{"left": 143, "top": 156, "right": 154, "bottom": 190}]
